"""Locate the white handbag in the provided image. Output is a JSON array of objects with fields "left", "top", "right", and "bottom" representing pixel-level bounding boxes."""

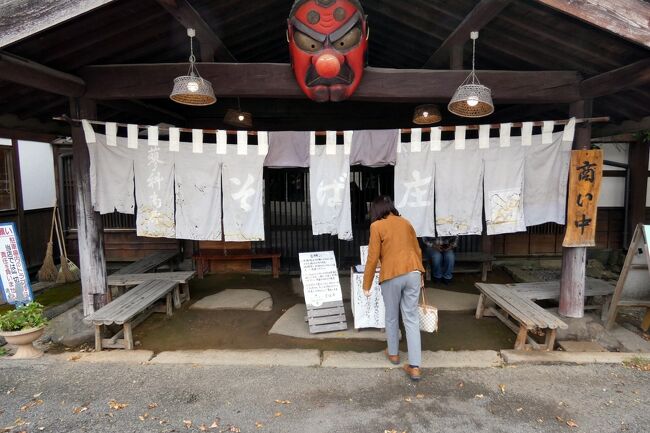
[{"left": 418, "top": 288, "right": 438, "bottom": 333}]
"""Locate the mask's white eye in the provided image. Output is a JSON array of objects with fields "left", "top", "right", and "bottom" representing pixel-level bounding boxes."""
[{"left": 294, "top": 31, "right": 324, "bottom": 53}]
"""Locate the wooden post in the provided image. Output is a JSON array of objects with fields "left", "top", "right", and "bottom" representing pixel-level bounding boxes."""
[
  {"left": 69, "top": 97, "right": 108, "bottom": 316},
  {"left": 626, "top": 136, "right": 649, "bottom": 239},
  {"left": 559, "top": 99, "right": 592, "bottom": 318}
]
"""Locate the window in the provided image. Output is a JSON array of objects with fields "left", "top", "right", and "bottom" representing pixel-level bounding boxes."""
[{"left": 0, "top": 141, "right": 16, "bottom": 211}]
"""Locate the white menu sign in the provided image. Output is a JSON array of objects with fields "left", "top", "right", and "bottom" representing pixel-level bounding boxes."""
[
  {"left": 0, "top": 223, "right": 33, "bottom": 305},
  {"left": 299, "top": 251, "right": 343, "bottom": 307}
]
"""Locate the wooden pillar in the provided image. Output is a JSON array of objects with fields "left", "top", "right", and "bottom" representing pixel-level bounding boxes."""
[
  {"left": 559, "top": 99, "right": 592, "bottom": 318},
  {"left": 69, "top": 97, "right": 108, "bottom": 316},
  {"left": 627, "top": 136, "right": 649, "bottom": 238}
]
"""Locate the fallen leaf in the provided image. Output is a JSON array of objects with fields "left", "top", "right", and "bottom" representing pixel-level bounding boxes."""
[
  {"left": 255, "top": 421, "right": 264, "bottom": 429},
  {"left": 68, "top": 355, "right": 81, "bottom": 362},
  {"left": 274, "top": 400, "right": 291, "bottom": 405},
  {"left": 556, "top": 416, "right": 564, "bottom": 423},
  {"left": 225, "top": 426, "right": 241, "bottom": 433},
  {"left": 498, "top": 384, "right": 506, "bottom": 395},
  {"left": 73, "top": 406, "right": 88, "bottom": 414},
  {"left": 537, "top": 418, "right": 544, "bottom": 423},
  {"left": 183, "top": 420, "right": 192, "bottom": 428},
  {"left": 6, "top": 387, "right": 15, "bottom": 394},
  {"left": 147, "top": 403, "right": 158, "bottom": 409},
  {"left": 416, "top": 394, "right": 424, "bottom": 399},
  {"left": 138, "top": 416, "right": 145, "bottom": 421},
  {"left": 198, "top": 424, "right": 208, "bottom": 431},
  {"left": 20, "top": 399, "right": 43, "bottom": 412},
  {"left": 108, "top": 400, "right": 128, "bottom": 410},
  {"left": 474, "top": 394, "right": 484, "bottom": 399},
  {"left": 33, "top": 393, "right": 42, "bottom": 398},
  {"left": 404, "top": 397, "right": 412, "bottom": 402},
  {"left": 457, "top": 381, "right": 464, "bottom": 389},
  {"left": 209, "top": 419, "right": 220, "bottom": 429},
  {"left": 516, "top": 408, "right": 523, "bottom": 412},
  {"left": 274, "top": 412, "right": 282, "bottom": 417},
  {"left": 567, "top": 420, "right": 578, "bottom": 428}
]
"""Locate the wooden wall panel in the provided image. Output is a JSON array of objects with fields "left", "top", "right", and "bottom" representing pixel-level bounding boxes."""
[{"left": 66, "top": 230, "right": 179, "bottom": 264}]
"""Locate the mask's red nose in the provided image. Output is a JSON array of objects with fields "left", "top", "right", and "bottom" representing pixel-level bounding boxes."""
[{"left": 314, "top": 53, "right": 341, "bottom": 78}]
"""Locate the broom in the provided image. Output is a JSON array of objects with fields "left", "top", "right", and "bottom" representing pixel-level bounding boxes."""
[
  {"left": 56, "top": 204, "right": 80, "bottom": 280},
  {"left": 54, "top": 204, "right": 78, "bottom": 283},
  {"left": 36, "top": 207, "right": 58, "bottom": 282}
]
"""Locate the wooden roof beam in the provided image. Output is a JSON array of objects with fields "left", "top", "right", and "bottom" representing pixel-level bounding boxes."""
[
  {"left": 0, "top": 52, "right": 85, "bottom": 96},
  {"left": 534, "top": 0, "right": 650, "bottom": 48},
  {"left": 155, "top": 0, "right": 235, "bottom": 62},
  {"left": 79, "top": 62, "right": 581, "bottom": 103},
  {"left": 0, "top": 0, "right": 116, "bottom": 48},
  {"left": 580, "top": 58, "right": 650, "bottom": 98},
  {"left": 422, "top": 0, "right": 513, "bottom": 68}
]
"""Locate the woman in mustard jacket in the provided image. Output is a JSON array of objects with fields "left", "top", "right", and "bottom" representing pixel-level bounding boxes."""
[{"left": 363, "top": 195, "right": 425, "bottom": 380}]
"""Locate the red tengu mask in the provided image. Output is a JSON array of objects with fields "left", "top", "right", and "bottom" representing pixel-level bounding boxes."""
[{"left": 288, "top": 0, "right": 368, "bottom": 102}]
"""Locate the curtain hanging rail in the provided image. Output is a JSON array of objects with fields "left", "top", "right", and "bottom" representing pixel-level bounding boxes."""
[{"left": 53, "top": 115, "right": 609, "bottom": 135}]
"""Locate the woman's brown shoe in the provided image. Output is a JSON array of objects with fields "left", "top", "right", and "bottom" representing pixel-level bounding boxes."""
[
  {"left": 403, "top": 364, "right": 422, "bottom": 381},
  {"left": 385, "top": 349, "right": 400, "bottom": 365}
]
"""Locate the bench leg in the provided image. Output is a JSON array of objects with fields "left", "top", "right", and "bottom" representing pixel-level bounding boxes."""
[
  {"left": 544, "top": 329, "right": 557, "bottom": 351},
  {"left": 123, "top": 323, "right": 134, "bottom": 350},
  {"left": 475, "top": 293, "right": 486, "bottom": 319},
  {"left": 166, "top": 292, "right": 173, "bottom": 317},
  {"left": 272, "top": 256, "right": 280, "bottom": 279},
  {"left": 181, "top": 282, "right": 191, "bottom": 302},
  {"left": 173, "top": 285, "right": 181, "bottom": 309},
  {"left": 514, "top": 325, "right": 528, "bottom": 350},
  {"left": 196, "top": 257, "right": 205, "bottom": 279},
  {"left": 641, "top": 308, "right": 650, "bottom": 332},
  {"left": 94, "top": 325, "right": 103, "bottom": 352}
]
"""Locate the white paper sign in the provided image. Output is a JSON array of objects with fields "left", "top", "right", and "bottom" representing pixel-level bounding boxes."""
[
  {"left": 0, "top": 223, "right": 33, "bottom": 305},
  {"left": 351, "top": 271, "right": 385, "bottom": 329},
  {"left": 299, "top": 251, "right": 343, "bottom": 307},
  {"left": 360, "top": 245, "right": 368, "bottom": 265}
]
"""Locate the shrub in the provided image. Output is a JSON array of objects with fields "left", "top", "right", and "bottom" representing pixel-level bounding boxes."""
[{"left": 0, "top": 302, "right": 48, "bottom": 332}]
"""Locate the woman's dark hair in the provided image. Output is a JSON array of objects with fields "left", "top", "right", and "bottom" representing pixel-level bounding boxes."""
[{"left": 369, "top": 195, "right": 400, "bottom": 223}]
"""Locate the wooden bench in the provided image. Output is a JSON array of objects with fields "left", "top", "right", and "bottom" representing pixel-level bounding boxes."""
[
  {"left": 475, "top": 282, "right": 568, "bottom": 351},
  {"left": 86, "top": 279, "right": 180, "bottom": 351},
  {"left": 193, "top": 249, "right": 281, "bottom": 279},
  {"left": 507, "top": 278, "right": 614, "bottom": 320},
  {"left": 113, "top": 251, "right": 179, "bottom": 275},
  {"left": 107, "top": 271, "right": 196, "bottom": 303},
  {"left": 423, "top": 252, "right": 494, "bottom": 282}
]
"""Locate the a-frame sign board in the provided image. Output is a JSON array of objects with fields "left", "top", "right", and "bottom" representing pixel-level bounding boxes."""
[
  {"left": 605, "top": 224, "right": 650, "bottom": 331},
  {"left": 298, "top": 251, "right": 347, "bottom": 334}
]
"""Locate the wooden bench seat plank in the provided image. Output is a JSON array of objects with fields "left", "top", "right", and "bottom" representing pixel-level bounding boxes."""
[
  {"left": 477, "top": 283, "right": 568, "bottom": 330},
  {"left": 88, "top": 279, "right": 178, "bottom": 325},
  {"left": 509, "top": 278, "right": 614, "bottom": 300},
  {"left": 113, "top": 251, "right": 178, "bottom": 275},
  {"left": 478, "top": 284, "right": 542, "bottom": 328},
  {"left": 495, "top": 286, "right": 567, "bottom": 329},
  {"left": 108, "top": 271, "right": 196, "bottom": 286}
]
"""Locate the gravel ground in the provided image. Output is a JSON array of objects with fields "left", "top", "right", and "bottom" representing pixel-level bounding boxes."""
[{"left": 0, "top": 359, "right": 649, "bottom": 433}]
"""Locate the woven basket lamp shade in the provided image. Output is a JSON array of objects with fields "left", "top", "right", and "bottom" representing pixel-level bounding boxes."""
[
  {"left": 448, "top": 31, "right": 494, "bottom": 118},
  {"left": 413, "top": 104, "right": 441, "bottom": 125},
  {"left": 170, "top": 75, "right": 216, "bottom": 106},
  {"left": 170, "top": 28, "right": 216, "bottom": 107}
]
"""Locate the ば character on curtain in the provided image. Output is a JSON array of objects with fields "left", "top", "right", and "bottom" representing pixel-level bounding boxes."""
[{"left": 287, "top": 0, "right": 368, "bottom": 102}]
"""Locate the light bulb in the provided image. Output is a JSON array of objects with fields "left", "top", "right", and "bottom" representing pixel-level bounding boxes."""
[
  {"left": 466, "top": 95, "right": 479, "bottom": 107},
  {"left": 187, "top": 80, "right": 199, "bottom": 92},
  {"left": 422, "top": 111, "right": 429, "bottom": 117},
  {"left": 238, "top": 114, "right": 245, "bottom": 121}
]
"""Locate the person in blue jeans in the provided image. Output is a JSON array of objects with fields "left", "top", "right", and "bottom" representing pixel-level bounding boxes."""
[{"left": 420, "top": 236, "right": 458, "bottom": 284}]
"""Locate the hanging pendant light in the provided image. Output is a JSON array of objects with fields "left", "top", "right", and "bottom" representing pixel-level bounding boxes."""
[
  {"left": 224, "top": 97, "right": 253, "bottom": 128},
  {"left": 412, "top": 104, "right": 441, "bottom": 125},
  {"left": 170, "top": 28, "right": 216, "bottom": 106},
  {"left": 448, "top": 31, "right": 494, "bottom": 118}
]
